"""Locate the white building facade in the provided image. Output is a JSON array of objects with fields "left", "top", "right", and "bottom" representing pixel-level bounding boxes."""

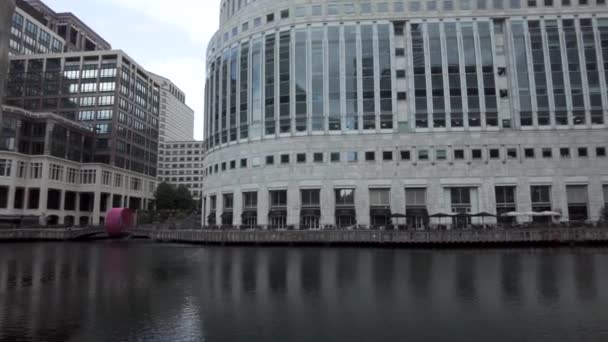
[
  {"left": 152, "top": 74, "right": 195, "bottom": 143},
  {"left": 158, "top": 141, "right": 206, "bottom": 200},
  {"left": 0, "top": 106, "right": 156, "bottom": 227},
  {"left": 202, "top": 0, "right": 608, "bottom": 229}
]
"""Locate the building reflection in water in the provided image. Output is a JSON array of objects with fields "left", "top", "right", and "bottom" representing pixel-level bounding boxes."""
[{"left": 0, "top": 244, "right": 607, "bottom": 341}]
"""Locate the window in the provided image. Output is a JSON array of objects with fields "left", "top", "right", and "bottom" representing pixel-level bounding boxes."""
[
  {"left": 49, "top": 164, "right": 63, "bottom": 181},
  {"left": 597, "top": 147, "right": 606, "bottom": 157},
  {"left": 472, "top": 149, "right": 483, "bottom": 159},
  {"left": 370, "top": 189, "right": 390, "bottom": 206},
  {"left": 281, "top": 154, "right": 290, "bottom": 164},
  {"left": 489, "top": 149, "right": 500, "bottom": 159},
  {"left": 223, "top": 193, "right": 234, "bottom": 210},
  {"left": 102, "top": 171, "right": 111, "bottom": 185},
  {"left": 418, "top": 150, "right": 429, "bottom": 161},
  {"left": 266, "top": 155, "right": 275, "bottom": 165},
  {"left": 524, "top": 148, "right": 535, "bottom": 158},
  {"left": 507, "top": 148, "right": 518, "bottom": 159},
  {"left": 243, "top": 192, "right": 258, "bottom": 208},
  {"left": 241, "top": 158, "right": 247, "bottom": 168},
  {"left": 335, "top": 189, "right": 355, "bottom": 206},
  {"left": 396, "top": 48, "right": 405, "bottom": 56},
  {"left": 328, "top": 4, "right": 339, "bottom": 14},
  {"left": 531, "top": 185, "right": 551, "bottom": 215},
  {"left": 567, "top": 185, "right": 588, "bottom": 221},
  {"left": 230, "top": 160, "right": 236, "bottom": 169},
  {"left": 578, "top": 147, "right": 588, "bottom": 157},
  {"left": 542, "top": 148, "right": 553, "bottom": 158},
  {"left": 270, "top": 190, "right": 287, "bottom": 207},
  {"left": 80, "top": 170, "right": 96, "bottom": 184},
  {"left": 280, "top": 9, "right": 289, "bottom": 19},
  {"left": 314, "top": 153, "right": 324, "bottom": 163},
  {"left": 560, "top": 148, "right": 571, "bottom": 158},
  {"left": 401, "top": 150, "right": 411, "bottom": 160},
  {"left": 496, "top": 186, "right": 517, "bottom": 223},
  {"left": 454, "top": 149, "right": 465, "bottom": 160},
  {"left": 347, "top": 152, "right": 358, "bottom": 162},
  {"left": 406, "top": 188, "right": 427, "bottom": 207},
  {"left": 295, "top": 6, "right": 308, "bottom": 17},
  {"left": 301, "top": 189, "right": 320, "bottom": 206},
  {"left": 436, "top": 150, "right": 447, "bottom": 160},
  {"left": 396, "top": 69, "right": 406, "bottom": 78},
  {"left": 331, "top": 152, "right": 341, "bottom": 162},
  {"left": 266, "top": 13, "right": 275, "bottom": 23},
  {"left": 0, "top": 159, "right": 12, "bottom": 177},
  {"left": 297, "top": 153, "right": 306, "bottom": 163},
  {"left": 30, "top": 163, "right": 42, "bottom": 179},
  {"left": 113, "top": 174, "right": 123, "bottom": 187},
  {"left": 365, "top": 151, "right": 376, "bottom": 161},
  {"left": 383, "top": 151, "right": 393, "bottom": 161}
]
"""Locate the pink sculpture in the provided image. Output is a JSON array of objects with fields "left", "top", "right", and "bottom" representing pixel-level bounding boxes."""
[{"left": 105, "top": 208, "right": 134, "bottom": 237}]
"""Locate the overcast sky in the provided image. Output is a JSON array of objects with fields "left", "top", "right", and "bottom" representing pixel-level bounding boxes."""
[{"left": 44, "top": 0, "right": 220, "bottom": 140}]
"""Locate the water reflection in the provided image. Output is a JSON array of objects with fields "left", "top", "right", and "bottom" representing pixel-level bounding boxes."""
[{"left": 0, "top": 244, "right": 608, "bottom": 341}]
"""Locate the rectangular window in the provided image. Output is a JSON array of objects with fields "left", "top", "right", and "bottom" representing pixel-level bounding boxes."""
[
  {"left": 454, "top": 149, "right": 465, "bottom": 160},
  {"left": 383, "top": 151, "right": 393, "bottom": 161},
  {"left": 560, "top": 148, "right": 570, "bottom": 158},
  {"left": 0, "top": 159, "right": 12, "bottom": 177},
  {"left": 347, "top": 152, "right": 358, "bottom": 162},
  {"left": 266, "top": 155, "right": 274, "bottom": 165},
  {"left": 567, "top": 185, "right": 588, "bottom": 221},
  {"left": 270, "top": 190, "right": 287, "bottom": 207},
  {"left": 597, "top": 147, "right": 606, "bottom": 157},
  {"left": 406, "top": 188, "right": 426, "bottom": 207},
  {"left": 297, "top": 153, "right": 306, "bottom": 163},
  {"left": 525, "top": 148, "right": 535, "bottom": 158},
  {"left": 335, "top": 189, "right": 355, "bottom": 206},
  {"left": 314, "top": 153, "right": 324, "bottom": 163},
  {"left": 370, "top": 189, "right": 390, "bottom": 206},
  {"left": 331, "top": 152, "right": 341, "bottom": 162},
  {"left": 401, "top": 150, "right": 411, "bottom": 161},
  {"left": 578, "top": 147, "right": 588, "bottom": 157},
  {"left": 301, "top": 189, "right": 321, "bottom": 207},
  {"left": 280, "top": 154, "right": 290, "bottom": 164},
  {"left": 243, "top": 192, "right": 258, "bottom": 208},
  {"left": 365, "top": 151, "right": 376, "bottom": 161},
  {"left": 418, "top": 150, "right": 429, "bottom": 161}
]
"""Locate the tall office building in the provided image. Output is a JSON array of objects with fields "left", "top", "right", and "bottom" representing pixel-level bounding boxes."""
[
  {"left": 158, "top": 141, "right": 206, "bottom": 200},
  {"left": 1, "top": 0, "right": 17, "bottom": 103},
  {"left": 151, "top": 74, "right": 195, "bottom": 142},
  {"left": 6, "top": 51, "right": 161, "bottom": 178},
  {"left": 202, "top": 0, "right": 608, "bottom": 229},
  {"left": 8, "top": 1, "right": 66, "bottom": 56},
  {"left": 20, "top": 0, "right": 111, "bottom": 52}
]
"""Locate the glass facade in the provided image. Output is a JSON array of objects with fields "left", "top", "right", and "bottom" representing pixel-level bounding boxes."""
[{"left": 205, "top": 14, "right": 608, "bottom": 148}]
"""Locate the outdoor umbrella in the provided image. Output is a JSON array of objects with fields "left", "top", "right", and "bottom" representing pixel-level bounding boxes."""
[
  {"left": 390, "top": 213, "right": 406, "bottom": 226},
  {"left": 430, "top": 213, "right": 453, "bottom": 226},
  {"left": 471, "top": 212, "right": 497, "bottom": 225}
]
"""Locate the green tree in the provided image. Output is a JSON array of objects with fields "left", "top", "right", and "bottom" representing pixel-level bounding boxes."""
[
  {"left": 155, "top": 182, "right": 177, "bottom": 210},
  {"left": 174, "top": 185, "right": 196, "bottom": 211}
]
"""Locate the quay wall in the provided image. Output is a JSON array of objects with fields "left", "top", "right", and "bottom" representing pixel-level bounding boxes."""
[{"left": 134, "top": 228, "right": 608, "bottom": 247}]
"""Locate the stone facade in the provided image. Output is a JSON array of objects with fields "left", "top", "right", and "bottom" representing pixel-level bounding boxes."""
[{"left": 203, "top": 0, "right": 608, "bottom": 229}]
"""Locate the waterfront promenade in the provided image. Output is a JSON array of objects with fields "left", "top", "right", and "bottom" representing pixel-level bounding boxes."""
[
  {"left": 131, "top": 227, "right": 608, "bottom": 246},
  {"left": 2, "top": 225, "right": 608, "bottom": 246}
]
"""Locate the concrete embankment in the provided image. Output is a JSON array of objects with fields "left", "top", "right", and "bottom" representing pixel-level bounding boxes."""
[
  {"left": 132, "top": 227, "right": 608, "bottom": 247},
  {"left": 0, "top": 228, "right": 105, "bottom": 241}
]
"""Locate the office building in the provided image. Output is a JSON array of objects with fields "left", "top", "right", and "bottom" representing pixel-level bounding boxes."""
[
  {"left": 151, "top": 73, "right": 195, "bottom": 142},
  {"left": 202, "top": 0, "right": 608, "bottom": 229},
  {"left": 158, "top": 141, "right": 206, "bottom": 200},
  {"left": 6, "top": 50, "right": 161, "bottom": 178}
]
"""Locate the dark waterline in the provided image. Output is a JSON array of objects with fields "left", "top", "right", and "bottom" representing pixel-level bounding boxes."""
[{"left": 1, "top": 242, "right": 607, "bottom": 342}]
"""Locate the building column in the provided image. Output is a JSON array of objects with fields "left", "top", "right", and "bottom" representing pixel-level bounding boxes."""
[
  {"left": 391, "top": 180, "right": 405, "bottom": 222},
  {"left": 517, "top": 179, "right": 532, "bottom": 223},
  {"left": 7, "top": 185, "right": 15, "bottom": 211},
  {"left": 257, "top": 187, "right": 269, "bottom": 228},
  {"left": 92, "top": 192, "right": 101, "bottom": 225},
  {"left": 287, "top": 183, "right": 299, "bottom": 227},
  {"left": 588, "top": 178, "right": 603, "bottom": 222},
  {"left": 233, "top": 190, "right": 243, "bottom": 227},
  {"left": 355, "top": 181, "right": 370, "bottom": 228},
  {"left": 553, "top": 177, "right": 568, "bottom": 222},
  {"left": 320, "top": 181, "right": 335, "bottom": 227},
  {"left": 58, "top": 191, "right": 65, "bottom": 224},
  {"left": 106, "top": 193, "right": 112, "bottom": 211},
  {"left": 43, "top": 122, "right": 55, "bottom": 156}
]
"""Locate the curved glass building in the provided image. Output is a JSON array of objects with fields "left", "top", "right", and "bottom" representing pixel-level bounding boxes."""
[{"left": 203, "top": 0, "right": 608, "bottom": 229}]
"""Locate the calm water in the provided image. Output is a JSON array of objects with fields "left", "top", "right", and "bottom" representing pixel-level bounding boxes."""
[{"left": 0, "top": 242, "right": 607, "bottom": 341}]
